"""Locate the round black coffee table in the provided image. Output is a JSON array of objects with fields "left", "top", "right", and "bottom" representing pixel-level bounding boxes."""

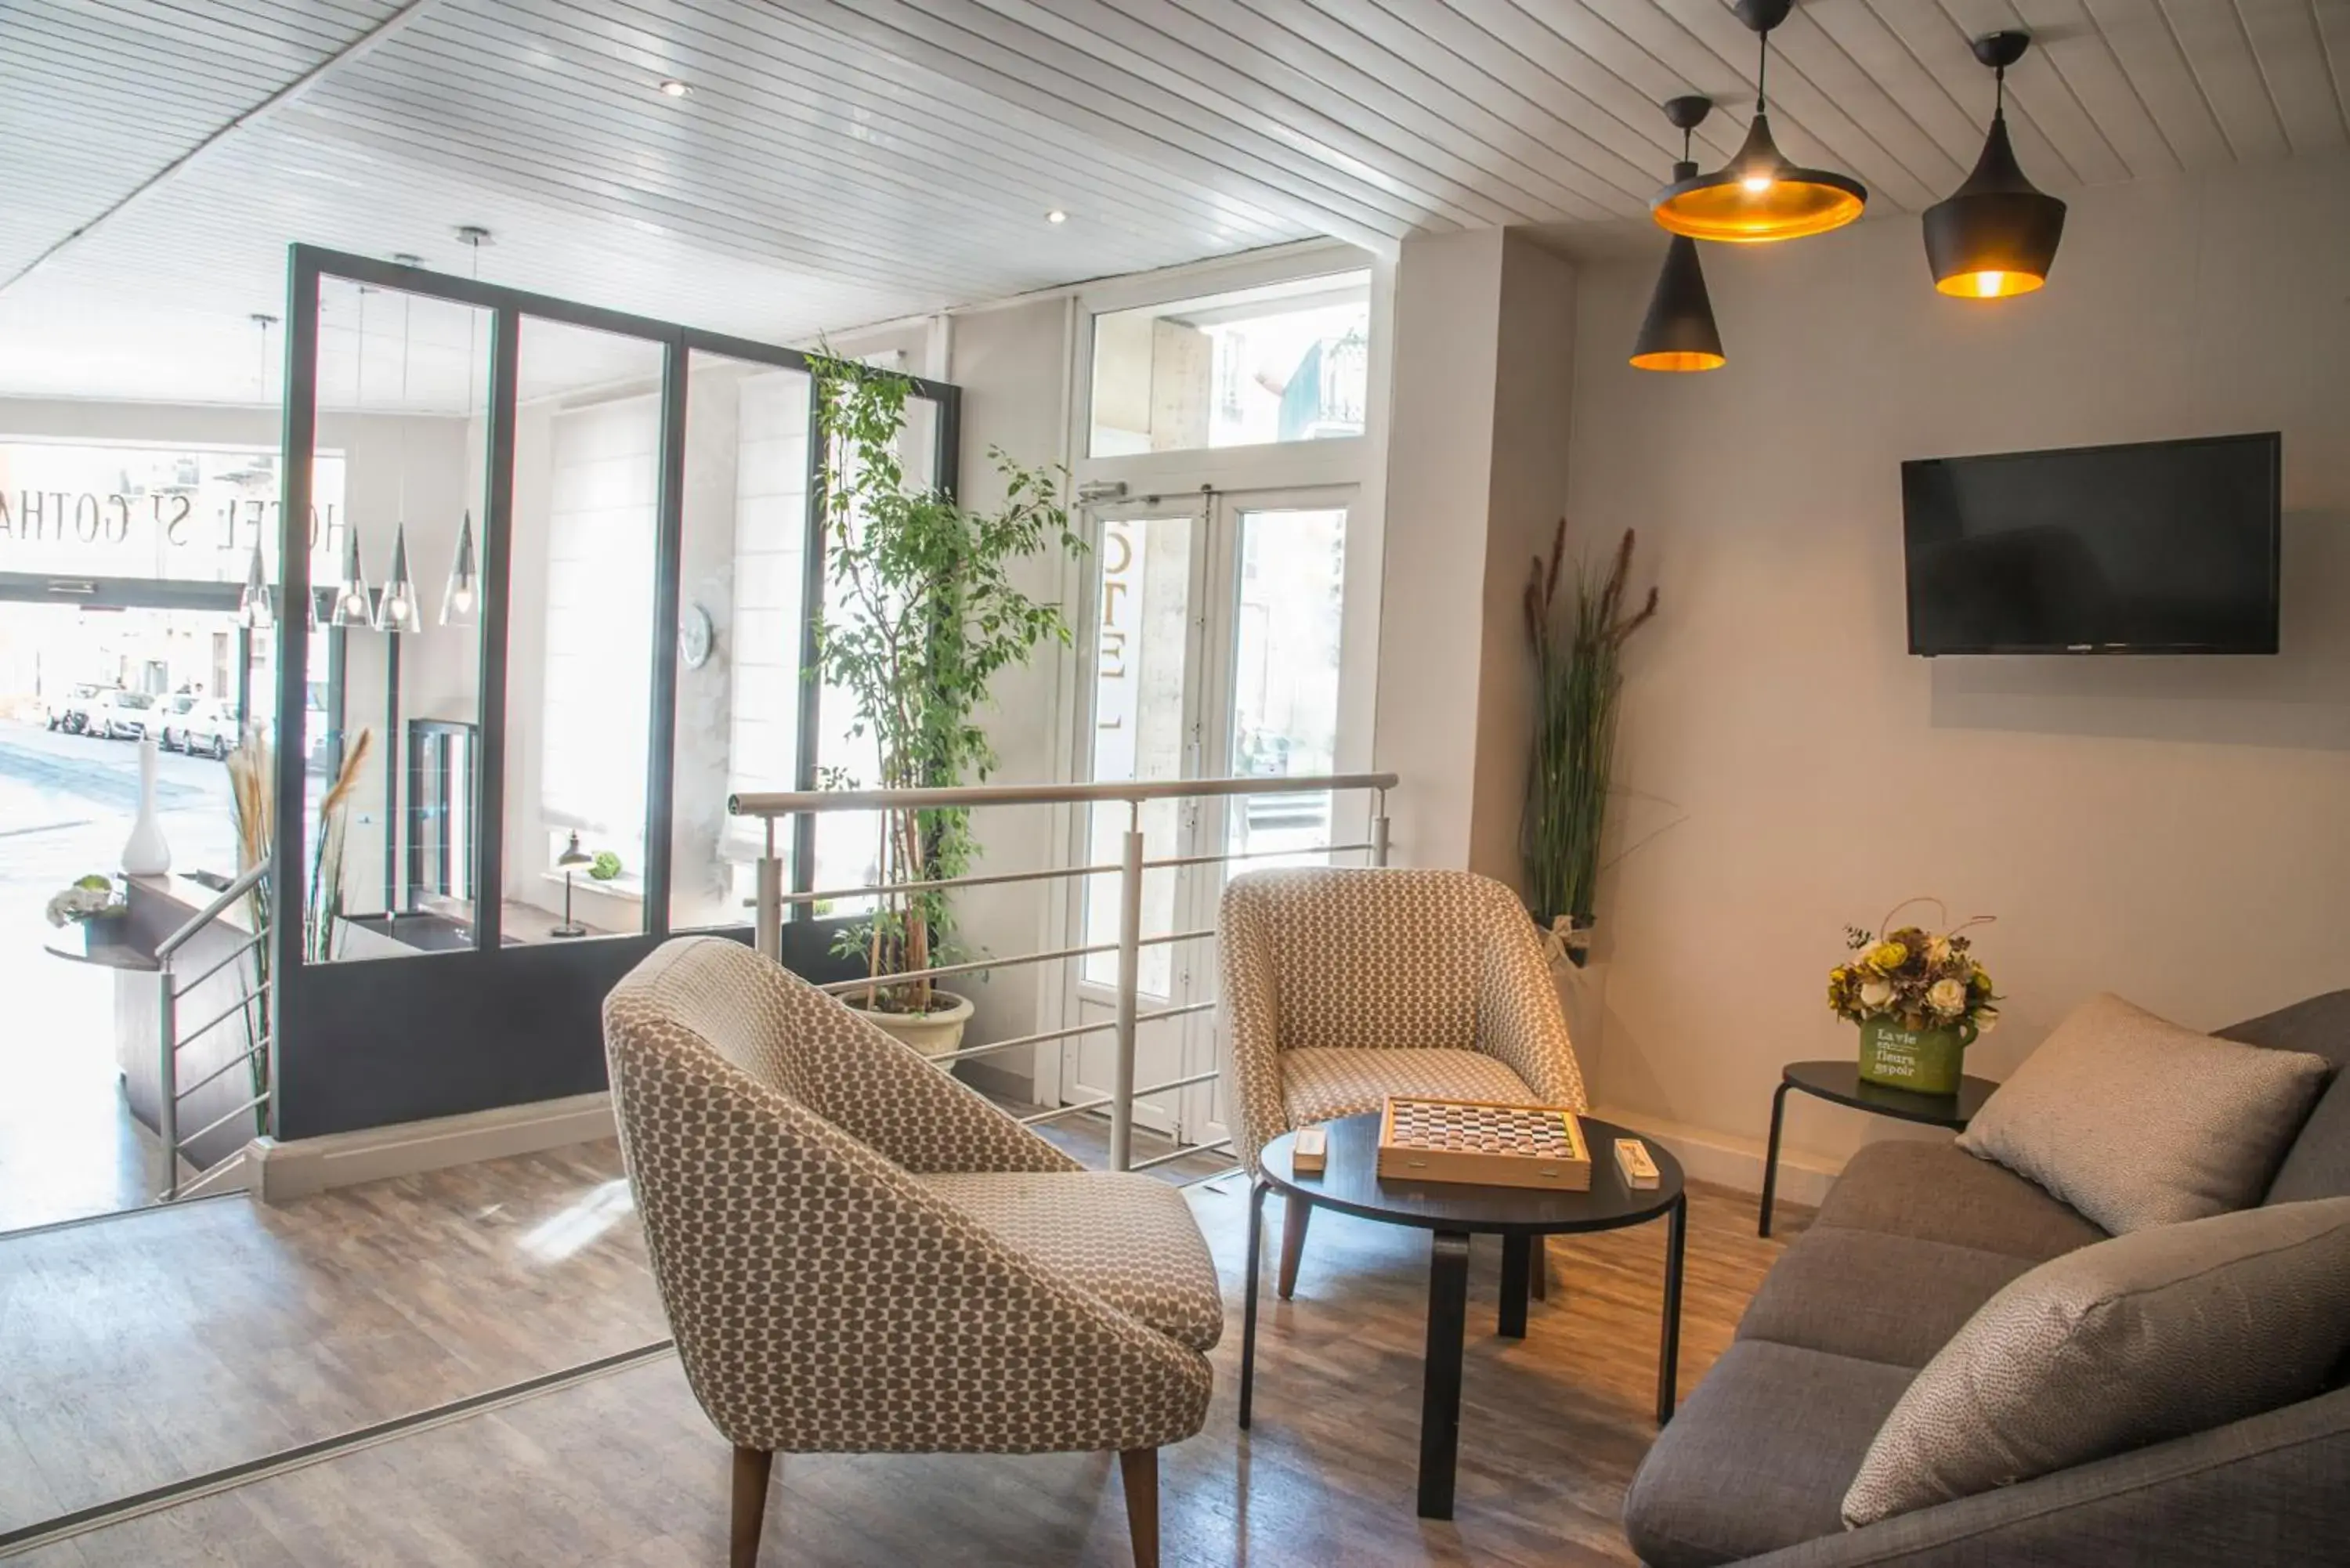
[
  {"left": 1243, "top": 1111, "right": 1687, "bottom": 1520},
  {"left": 1759, "top": 1060, "right": 2000, "bottom": 1237}
]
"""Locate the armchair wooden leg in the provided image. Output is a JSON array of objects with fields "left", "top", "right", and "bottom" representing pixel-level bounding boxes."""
[
  {"left": 1118, "top": 1447, "right": 1160, "bottom": 1568},
  {"left": 731, "top": 1447, "right": 774, "bottom": 1568},
  {"left": 1277, "top": 1193, "right": 1313, "bottom": 1300}
]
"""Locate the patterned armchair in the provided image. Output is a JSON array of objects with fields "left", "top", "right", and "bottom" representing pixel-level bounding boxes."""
[
  {"left": 604, "top": 937, "right": 1221, "bottom": 1568},
  {"left": 1220, "top": 867, "right": 1588, "bottom": 1297}
]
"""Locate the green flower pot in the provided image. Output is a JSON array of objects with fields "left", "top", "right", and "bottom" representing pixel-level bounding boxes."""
[{"left": 1856, "top": 1017, "right": 1968, "bottom": 1095}]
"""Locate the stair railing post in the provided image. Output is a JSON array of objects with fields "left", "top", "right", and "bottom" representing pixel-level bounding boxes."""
[
  {"left": 754, "top": 818, "right": 783, "bottom": 962},
  {"left": 157, "top": 966, "right": 179, "bottom": 1201},
  {"left": 1112, "top": 800, "right": 1144, "bottom": 1172}
]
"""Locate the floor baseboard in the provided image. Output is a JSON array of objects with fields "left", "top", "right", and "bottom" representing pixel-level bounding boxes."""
[{"left": 254, "top": 1093, "right": 616, "bottom": 1202}]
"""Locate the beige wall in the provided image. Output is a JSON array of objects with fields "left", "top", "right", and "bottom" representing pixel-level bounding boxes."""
[
  {"left": 929, "top": 298, "right": 1079, "bottom": 1099},
  {"left": 1560, "top": 153, "right": 2350, "bottom": 1184},
  {"left": 1373, "top": 228, "right": 1578, "bottom": 887}
]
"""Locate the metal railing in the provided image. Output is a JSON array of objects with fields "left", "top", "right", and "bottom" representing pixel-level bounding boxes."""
[
  {"left": 730, "top": 774, "right": 1397, "bottom": 1172},
  {"left": 156, "top": 860, "right": 272, "bottom": 1201}
]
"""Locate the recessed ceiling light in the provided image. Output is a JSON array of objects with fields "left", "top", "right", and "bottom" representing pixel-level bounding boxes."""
[
  {"left": 1046, "top": 209, "right": 1068, "bottom": 224},
  {"left": 659, "top": 79, "right": 692, "bottom": 98}
]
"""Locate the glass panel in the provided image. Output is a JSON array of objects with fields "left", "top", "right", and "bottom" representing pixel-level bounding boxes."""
[
  {"left": 669, "top": 352, "right": 815, "bottom": 931},
  {"left": 1088, "top": 270, "right": 1370, "bottom": 457},
  {"left": 1081, "top": 513, "right": 1193, "bottom": 995},
  {"left": 1225, "top": 505, "right": 1347, "bottom": 869},
  {"left": 302, "top": 280, "right": 494, "bottom": 962},
  {"left": 504, "top": 318, "right": 667, "bottom": 943}
]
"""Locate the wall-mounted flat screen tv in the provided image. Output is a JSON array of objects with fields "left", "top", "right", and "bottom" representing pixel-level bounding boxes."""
[{"left": 1902, "top": 433, "right": 2281, "bottom": 655}]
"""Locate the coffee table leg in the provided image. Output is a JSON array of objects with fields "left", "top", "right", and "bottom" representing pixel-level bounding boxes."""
[
  {"left": 1240, "top": 1179, "right": 1267, "bottom": 1430},
  {"left": 1759, "top": 1080, "right": 1792, "bottom": 1237},
  {"left": 1419, "top": 1230, "right": 1472, "bottom": 1519},
  {"left": 1498, "top": 1233, "right": 1531, "bottom": 1339},
  {"left": 1657, "top": 1193, "right": 1687, "bottom": 1426}
]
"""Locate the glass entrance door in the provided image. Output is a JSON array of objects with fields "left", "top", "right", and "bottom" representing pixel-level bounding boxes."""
[{"left": 1061, "top": 486, "right": 1361, "bottom": 1151}]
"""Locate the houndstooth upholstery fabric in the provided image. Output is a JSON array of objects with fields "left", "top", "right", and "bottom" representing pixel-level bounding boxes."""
[
  {"left": 919, "top": 1171, "right": 1224, "bottom": 1352},
  {"left": 603, "top": 937, "right": 1214, "bottom": 1457},
  {"left": 1220, "top": 867, "right": 1588, "bottom": 1172},
  {"left": 1280, "top": 1046, "right": 1534, "bottom": 1129}
]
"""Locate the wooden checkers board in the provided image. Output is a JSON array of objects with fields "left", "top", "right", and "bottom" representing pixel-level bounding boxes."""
[{"left": 1376, "top": 1097, "right": 1593, "bottom": 1191}]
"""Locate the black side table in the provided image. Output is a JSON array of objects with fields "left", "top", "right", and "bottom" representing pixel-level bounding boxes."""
[
  {"left": 1244, "top": 1111, "right": 1687, "bottom": 1520},
  {"left": 1759, "top": 1060, "right": 2000, "bottom": 1237}
]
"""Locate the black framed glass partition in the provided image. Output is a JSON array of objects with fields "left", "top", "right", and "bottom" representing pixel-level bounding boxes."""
[{"left": 269, "top": 244, "right": 960, "bottom": 1140}]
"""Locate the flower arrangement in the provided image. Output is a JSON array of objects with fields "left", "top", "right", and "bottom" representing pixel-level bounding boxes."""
[
  {"left": 46, "top": 873, "right": 127, "bottom": 928},
  {"left": 1828, "top": 905, "right": 2001, "bottom": 1039},
  {"left": 1831, "top": 901, "right": 2001, "bottom": 1093},
  {"left": 589, "top": 851, "right": 622, "bottom": 883}
]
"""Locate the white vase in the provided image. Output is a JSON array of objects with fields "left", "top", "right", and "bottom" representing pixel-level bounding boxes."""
[{"left": 121, "top": 735, "right": 172, "bottom": 877}]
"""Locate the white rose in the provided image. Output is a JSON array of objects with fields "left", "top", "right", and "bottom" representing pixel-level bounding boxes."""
[
  {"left": 1859, "top": 979, "right": 1894, "bottom": 1010},
  {"left": 1925, "top": 935, "right": 1953, "bottom": 965},
  {"left": 1928, "top": 977, "right": 1968, "bottom": 1016},
  {"left": 1973, "top": 1006, "right": 2000, "bottom": 1035}
]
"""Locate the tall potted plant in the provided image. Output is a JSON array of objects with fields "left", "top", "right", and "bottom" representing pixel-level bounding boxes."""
[
  {"left": 1522, "top": 522, "right": 1658, "bottom": 965},
  {"left": 808, "top": 349, "right": 1083, "bottom": 1055}
]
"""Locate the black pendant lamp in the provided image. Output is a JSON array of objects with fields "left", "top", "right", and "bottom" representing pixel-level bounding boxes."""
[
  {"left": 1924, "top": 31, "right": 2066, "bottom": 298},
  {"left": 1652, "top": 0, "right": 1867, "bottom": 244},
  {"left": 1632, "top": 96, "right": 1727, "bottom": 373}
]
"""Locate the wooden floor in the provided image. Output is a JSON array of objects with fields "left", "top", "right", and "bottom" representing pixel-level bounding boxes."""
[{"left": 1, "top": 1142, "right": 1807, "bottom": 1566}]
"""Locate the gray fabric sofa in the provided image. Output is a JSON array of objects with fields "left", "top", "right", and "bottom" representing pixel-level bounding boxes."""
[{"left": 1623, "top": 990, "right": 2350, "bottom": 1567}]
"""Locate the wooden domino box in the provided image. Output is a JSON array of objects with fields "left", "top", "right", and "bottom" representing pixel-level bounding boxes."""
[{"left": 1376, "top": 1096, "right": 1593, "bottom": 1191}]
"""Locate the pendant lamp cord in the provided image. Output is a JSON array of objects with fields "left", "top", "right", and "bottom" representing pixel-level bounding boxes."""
[
  {"left": 1994, "top": 61, "right": 2006, "bottom": 120},
  {"left": 1755, "top": 29, "right": 1770, "bottom": 117},
  {"left": 398, "top": 291, "right": 410, "bottom": 525}
]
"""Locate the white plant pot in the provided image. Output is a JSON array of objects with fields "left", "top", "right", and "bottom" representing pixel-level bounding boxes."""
[
  {"left": 844, "top": 989, "right": 975, "bottom": 1060},
  {"left": 121, "top": 735, "right": 172, "bottom": 877}
]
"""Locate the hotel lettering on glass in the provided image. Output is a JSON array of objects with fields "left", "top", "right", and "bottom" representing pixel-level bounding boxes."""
[{"left": 0, "top": 441, "right": 346, "bottom": 582}]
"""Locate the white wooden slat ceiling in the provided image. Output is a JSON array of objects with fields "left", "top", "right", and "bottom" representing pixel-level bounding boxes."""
[{"left": 2, "top": 0, "right": 2343, "bottom": 409}]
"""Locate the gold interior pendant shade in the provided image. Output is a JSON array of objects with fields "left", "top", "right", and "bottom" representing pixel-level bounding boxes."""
[
  {"left": 1631, "top": 97, "right": 1727, "bottom": 373},
  {"left": 1650, "top": 0, "right": 1867, "bottom": 245},
  {"left": 1924, "top": 32, "right": 2067, "bottom": 298}
]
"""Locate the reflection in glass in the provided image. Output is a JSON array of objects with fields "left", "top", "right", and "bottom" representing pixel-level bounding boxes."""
[
  {"left": 515, "top": 318, "right": 664, "bottom": 941},
  {"left": 672, "top": 358, "right": 815, "bottom": 930},
  {"left": 1090, "top": 271, "right": 1370, "bottom": 457},
  {"left": 1226, "top": 507, "right": 1347, "bottom": 869},
  {"left": 1082, "top": 513, "right": 1193, "bottom": 995}
]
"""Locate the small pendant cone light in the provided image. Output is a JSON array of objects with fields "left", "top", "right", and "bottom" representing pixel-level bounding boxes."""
[
  {"left": 1651, "top": 0, "right": 1867, "bottom": 244},
  {"left": 330, "top": 526, "right": 374, "bottom": 628},
  {"left": 440, "top": 510, "right": 479, "bottom": 627},
  {"left": 1924, "top": 32, "right": 2066, "bottom": 298},
  {"left": 240, "top": 314, "right": 279, "bottom": 631},
  {"left": 374, "top": 522, "right": 423, "bottom": 634},
  {"left": 1632, "top": 97, "right": 1727, "bottom": 372},
  {"left": 443, "top": 227, "right": 489, "bottom": 630}
]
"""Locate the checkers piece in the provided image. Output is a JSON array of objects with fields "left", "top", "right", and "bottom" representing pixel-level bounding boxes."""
[{"left": 1376, "top": 1097, "right": 1593, "bottom": 1191}]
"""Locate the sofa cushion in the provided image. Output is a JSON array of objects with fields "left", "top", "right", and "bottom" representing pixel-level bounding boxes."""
[
  {"left": 1737, "top": 1226, "right": 2037, "bottom": 1368},
  {"left": 1842, "top": 1197, "right": 2350, "bottom": 1528},
  {"left": 1278, "top": 1046, "right": 1533, "bottom": 1127},
  {"left": 917, "top": 1172, "right": 1224, "bottom": 1352},
  {"left": 1812, "top": 1140, "right": 2106, "bottom": 1262},
  {"left": 1625, "top": 1340, "right": 1913, "bottom": 1568},
  {"left": 1957, "top": 992, "right": 2330, "bottom": 1234},
  {"left": 2216, "top": 988, "right": 2350, "bottom": 1205}
]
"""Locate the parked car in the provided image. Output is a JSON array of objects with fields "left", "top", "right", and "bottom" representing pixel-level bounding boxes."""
[
  {"left": 157, "top": 694, "right": 203, "bottom": 751},
  {"left": 44, "top": 684, "right": 105, "bottom": 734},
  {"left": 93, "top": 690, "right": 157, "bottom": 740},
  {"left": 178, "top": 700, "right": 243, "bottom": 760}
]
